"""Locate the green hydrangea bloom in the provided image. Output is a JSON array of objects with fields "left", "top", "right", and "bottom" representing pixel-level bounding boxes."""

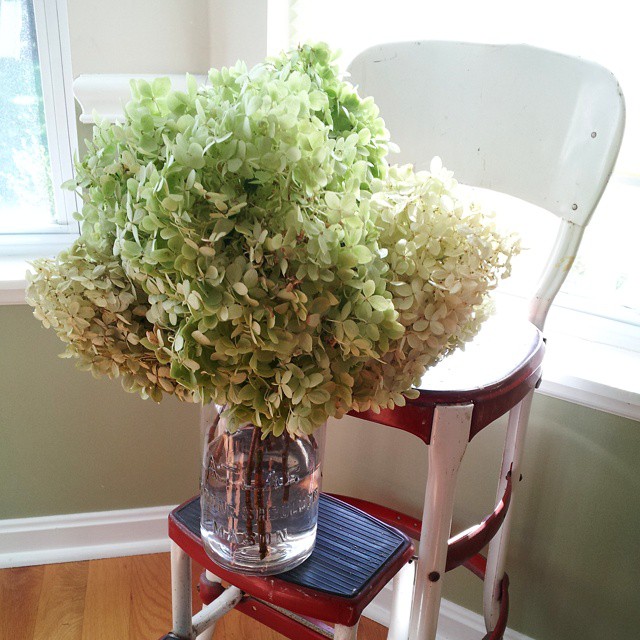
[{"left": 26, "top": 44, "right": 517, "bottom": 437}]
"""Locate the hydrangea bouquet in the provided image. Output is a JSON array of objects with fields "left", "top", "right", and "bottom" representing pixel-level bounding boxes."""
[{"left": 26, "top": 44, "right": 517, "bottom": 439}]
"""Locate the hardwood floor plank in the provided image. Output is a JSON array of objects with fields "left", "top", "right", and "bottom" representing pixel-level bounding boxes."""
[
  {"left": 128, "top": 553, "right": 173, "bottom": 639},
  {"left": 81, "top": 556, "right": 132, "bottom": 640},
  {"left": 0, "top": 554, "right": 390, "bottom": 640},
  {"left": 32, "top": 562, "right": 88, "bottom": 640},
  {"left": 213, "top": 610, "right": 286, "bottom": 640},
  {"left": 359, "top": 618, "right": 389, "bottom": 640},
  {"left": 0, "top": 565, "right": 45, "bottom": 639}
]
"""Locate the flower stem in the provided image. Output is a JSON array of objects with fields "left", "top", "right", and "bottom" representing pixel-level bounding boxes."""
[
  {"left": 244, "top": 427, "right": 259, "bottom": 543},
  {"left": 254, "top": 435, "right": 268, "bottom": 559},
  {"left": 282, "top": 433, "right": 290, "bottom": 503}
]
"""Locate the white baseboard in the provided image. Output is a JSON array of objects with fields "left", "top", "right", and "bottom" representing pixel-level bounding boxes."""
[
  {"left": 364, "top": 582, "right": 534, "bottom": 640},
  {"left": 0, "top": 506, "right": 534, "bottom": 640},
  {"left": 0, "top": 505, "right": 173, "bottom": 568}
]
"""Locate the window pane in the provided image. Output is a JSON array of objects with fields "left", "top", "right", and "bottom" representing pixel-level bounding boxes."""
[
  {"left": 0, "top": 0, "right": 55, "bottom": 232},
  {"left": 560, "top": 178, "right": 640, "bottom": 325}
]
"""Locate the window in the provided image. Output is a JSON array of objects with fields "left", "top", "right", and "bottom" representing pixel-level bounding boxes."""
[
  {"left": 0, "top": 0, "right": 78, "bottom": 255},
  {"left": 287, "top": 0, "right": 640, "bottom": 356}
]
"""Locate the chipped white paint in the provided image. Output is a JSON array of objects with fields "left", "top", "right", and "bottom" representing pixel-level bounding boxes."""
[
  {"left": 408, "top": 404, "right": 473, "bottom": 640},
  {"left": 192, "top": 586, "right": 243, "bottom": 636},
  {"left": 171, "top": 541, "right": 193, "bottom": 638}
]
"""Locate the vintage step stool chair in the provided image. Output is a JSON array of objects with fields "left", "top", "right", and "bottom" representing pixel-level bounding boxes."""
[{"left": 160, "top": 41, "right": 625, "bottom": 640}]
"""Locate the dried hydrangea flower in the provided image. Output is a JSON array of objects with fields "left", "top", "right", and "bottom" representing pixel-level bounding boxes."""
[{"left": 26, "top": 44, "right": 517, "bottom": 437}]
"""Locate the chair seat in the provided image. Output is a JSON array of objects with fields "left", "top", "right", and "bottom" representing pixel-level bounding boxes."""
[
  {"left": 351, "top": 314, "right": 545, "bottom": 443},
  {"left": 418, "top": 313, "right": 542, "bottom": 392},
  {"left": 169, "top": 493, "right": 414, "bottom": 627}
]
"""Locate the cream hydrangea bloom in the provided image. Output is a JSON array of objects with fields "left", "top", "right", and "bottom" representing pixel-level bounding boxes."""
[
  {"left": 26, "top": 44, "right": 517, "bottom": 437},
  {"left": 352, "top": 160, "right": 519, "bottom": 412}
]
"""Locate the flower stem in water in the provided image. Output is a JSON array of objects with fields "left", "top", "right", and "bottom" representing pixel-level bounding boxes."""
[
  {"left": 282, "top": 433, "right": 290, "bottom": 503},
  {"left": 244, "top": 427, "right": 259, "bottom": 543},
  {"left": 254, "top": 436, "right": 268, "bottom": 559}
]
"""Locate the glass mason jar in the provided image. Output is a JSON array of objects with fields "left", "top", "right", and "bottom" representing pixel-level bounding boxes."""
[{"left": 200, "top": 407, "right": 323, "bottom": 575}]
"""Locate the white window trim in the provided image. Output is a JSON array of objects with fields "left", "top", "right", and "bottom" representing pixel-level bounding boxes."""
[
  {"left": 3, "top": 68, "right": 638, "bottom": 422},
  {"left": 0, "top": 0, "right": 79, "bottom": 245},
  {"left": 31, "top": 0, "right": 79, "bottom": 230}
]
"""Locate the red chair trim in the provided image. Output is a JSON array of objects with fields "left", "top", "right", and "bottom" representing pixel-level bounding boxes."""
[
  {"left": 198, "top": 572, "right": 225, "bottom": 605},
  {"left": 236, "top": 596, "right": 334, "bottom": 640},
  {"left": 462, "top": 554, "right": 509, "bottom": 640},
  {"left": 348, "top": 332, "right": 544, "bottom": 444},
  {"left": 446, "top": 472, "right": 513, "bottom": 572},
  {"left": 328, "top": 479, "right": 512, "bottom": 573}
]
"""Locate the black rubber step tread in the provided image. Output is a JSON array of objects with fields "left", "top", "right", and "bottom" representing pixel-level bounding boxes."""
[{"left": 173, "top": 493, "right": 408, "bottom": 598}]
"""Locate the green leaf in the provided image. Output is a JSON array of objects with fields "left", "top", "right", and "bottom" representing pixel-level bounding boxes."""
[
  {"left": 351, "top": 245, "right": 373, "bottom": 264},
  {"left": 308, "top": 388, "right": 330, "bottom": 404},
  {"left": 363, "top": 280, "right": 376, "bottom": 298},
  {"left": 369, "top": 295, "right": 390, "bottom": 311},
  {"left": 343, "top": 319, "right": 359, "bottom": 340},
  {"left": 152, "top": 77, "right": 172, "bottom": 97},
  {"left": 307, "top": 372, "right": 324, "bottom": 388}
]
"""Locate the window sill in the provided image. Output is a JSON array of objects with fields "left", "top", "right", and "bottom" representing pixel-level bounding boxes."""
[
  {"left": 2, "top": 262, "right": 638, "bottom": 422},
  {"left": 0, "top": 232, "right": 77, "bottom": 304},
  {"left": 539, "top": 336, "right": 640, "bottom": 421},
  {"left": 0, "top": 257, "right": 34, "bottom": 305}
]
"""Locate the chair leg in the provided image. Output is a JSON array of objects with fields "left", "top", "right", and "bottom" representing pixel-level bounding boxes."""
[
  {"left": 409, "top": 404, "right": 473, "bottom": 640},
  {"left": 387, "top": 560, "right": 415, "bottom": 640},
  {"left": 483, "top": 391, "right": 534, "bottom": 633},
  {"left": 171, "top": 541, "right": 194, "bottom": 639},
  {"left": 335, "top": 621, "right": 359, "bottom": 639},
  {"left": 196, "top": 571, "right": 222, "bottom": 640}
]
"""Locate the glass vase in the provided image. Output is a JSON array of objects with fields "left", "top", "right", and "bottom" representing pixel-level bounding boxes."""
[{"left": 200, "top": 407, "right": 323, "bottom": 575}]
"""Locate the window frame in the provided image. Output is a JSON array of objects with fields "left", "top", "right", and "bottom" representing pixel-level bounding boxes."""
[{"left": 0, "top": 0, "right": 79, "bottom": 241}]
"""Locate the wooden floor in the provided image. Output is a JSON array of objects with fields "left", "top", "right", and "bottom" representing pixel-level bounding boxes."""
[{"left": 0, "top": 553, "right": 388, "bottom": 639}]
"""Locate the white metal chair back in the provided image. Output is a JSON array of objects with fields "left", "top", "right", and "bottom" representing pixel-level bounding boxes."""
[{"left": 348, "top": 41, "right": 625, "bottom": 328}]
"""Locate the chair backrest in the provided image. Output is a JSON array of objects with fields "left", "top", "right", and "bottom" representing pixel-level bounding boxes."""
[{"left": 347, "top": 41, "right": 625, "bottom": 328}]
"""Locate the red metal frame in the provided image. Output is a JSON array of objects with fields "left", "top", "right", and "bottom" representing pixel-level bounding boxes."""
[
  {"left": 198, "top": 573, "right": 225, "bottom": 605},
  {"left": 197, "top": 572, "right": 334, "bottom": 640},
  {"left": 328, "top": 470, "right": 512, "bottom": 574},
  {"left": 237, "top": 596, "right": 334, "bottom": 640},
  {"left": 192, "top": 560, "right": 509, "bottom": 640},
  {"left": 169, "top": 495, "right": 414, "bottom": 627},
  {"left": 349, "top": 323, "right": 544, "bottom": 445},
  {"left": 462, "top": 554, "right": 509, "bottom": 640},
  {"left": 172, "top": 480, "right": 512, "bottom": 638}
]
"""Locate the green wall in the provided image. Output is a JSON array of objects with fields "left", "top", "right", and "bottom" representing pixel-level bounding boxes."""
[
  {"left": 0, "top": 305, "right": 201, "bottom": 517},
  {"left": 4, "top": 298, "right": 639, "bottom": 639}
]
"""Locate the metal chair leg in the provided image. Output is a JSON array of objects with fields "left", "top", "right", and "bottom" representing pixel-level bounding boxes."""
[
  {"left": 483, "top": 391, "right": 534, "bottom": 632},
  {"left": 409, "top": 404, "right": 473, "bottom": 640},
  {"left": 387, "top": 560, "right": 415, "bottom": 640},
  {"left": 171, "top": 541, "right": 194, "bottom": 639},
  {"left": 191, "top": 586, "right": 243, "bottom": 637},
  {"left": 196, "top": 570, "right": 222, "bottom": 640},
  {"left": 335, "top": 621, "right": 360, "bottom": 639}
]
